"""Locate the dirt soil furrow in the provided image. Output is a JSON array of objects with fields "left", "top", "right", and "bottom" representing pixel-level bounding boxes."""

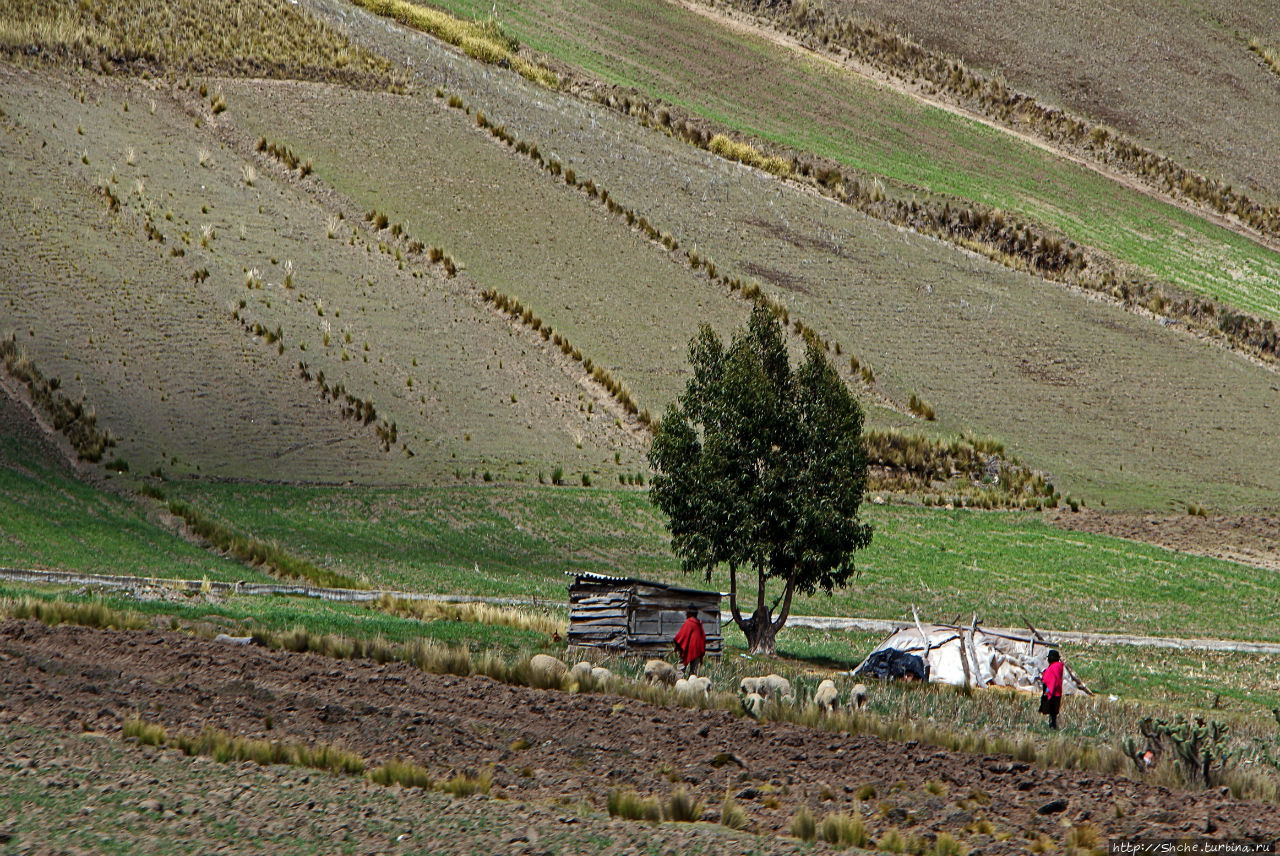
[{"left": 2, "top": 621, "right": 1278, "bottom": 848}]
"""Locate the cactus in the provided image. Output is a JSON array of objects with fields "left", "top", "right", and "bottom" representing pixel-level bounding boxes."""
[{"left": 1133, "top": 715, "right": 1237, "bottom": 786}]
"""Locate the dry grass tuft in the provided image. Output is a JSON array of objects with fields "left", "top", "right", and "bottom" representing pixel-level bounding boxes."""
[
  {"left": 790, "top": 805, "right": 817, "bottom": 841},
  {"left": 708, "top": 133, "right": 791, "bottom": 176},
  {"left": 820, "top": 811, "right": 871, "bottom": 847},
  {"left": 439, "top": 768, "right": 492, "bottom": 797},
  {"left": 664, "top": 787, "right": 703, "bottom": 822},
  {"left": 719, "top": 792, "right": 749, "bottom": 829},
  {"left": 607, "top": 789, "right": 662, "bottom": 822},
  {"left": 367, "top": 757, "right": 433, "bottom": 788}
]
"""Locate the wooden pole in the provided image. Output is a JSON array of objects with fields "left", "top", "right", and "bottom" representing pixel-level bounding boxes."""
[
  {"left": 967, "top": 615, "right": 986, "bottom": 687},
  {"left": 911, "top": 605, "right": 933, "bottom": 682}
]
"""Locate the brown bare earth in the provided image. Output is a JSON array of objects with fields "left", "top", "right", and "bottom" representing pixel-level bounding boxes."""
[
  {"left": 3, "top": 620, "right": 1279, "bottom": 850},
  {"left": 1049, "top": 510, "right": 1280, "bottom": 574}
]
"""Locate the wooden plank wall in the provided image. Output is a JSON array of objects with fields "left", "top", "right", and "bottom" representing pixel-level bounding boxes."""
[
  {"left": 567, "top": 583, "right": 631, "bottom": 650},
  {"left": 568, "top": 579, "right": 722, "bottom": 658}
]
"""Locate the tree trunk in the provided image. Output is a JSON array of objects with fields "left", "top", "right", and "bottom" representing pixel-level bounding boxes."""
[
  {"left": 731, "top": 568, "right": 797, "bottom": 655},
  {"left": 743, "top": 605, "right": 778, "bottom": 655}
]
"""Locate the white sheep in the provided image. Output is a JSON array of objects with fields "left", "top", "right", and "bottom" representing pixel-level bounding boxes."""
[
  {"left": 740, "top": 674, "right": 792, "bottom": 699},
  {"left": 762, "top": 674, "right": 792, "bottom": 699},
  {"left": 529, "top": 654, "right": 568, "bottom": 681},
  {"left": 643, "top": 658, "right": 678, "bottom": 687},
  {"left": 569, "top": 661, "right": 594, "bottom": 683},
  {"left": 848, "top": 683, "right": 869, "bottom": 710},
  {"left": 675, "top": 675, "right": 711, "bottom": 700},
  {"left": 590, "top": 666, "right": 613, "bottom": 683},
  {"left": 743, "top": 692, "right": 766, "bottom": 719},
  {"left": 814, "top": 679, "right": 839, "bottom": 713}
]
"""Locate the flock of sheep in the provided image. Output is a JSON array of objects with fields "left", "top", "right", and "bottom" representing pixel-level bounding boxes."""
[{"left": 528, "top": 653, "right": 868, "bottom": 719}]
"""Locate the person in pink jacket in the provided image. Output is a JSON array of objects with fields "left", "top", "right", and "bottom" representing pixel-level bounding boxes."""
[{"left": 1039, "top": 649, "right": 1064, "bottom": 729}]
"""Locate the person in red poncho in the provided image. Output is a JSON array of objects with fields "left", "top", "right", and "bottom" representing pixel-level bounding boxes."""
[
  {"left": 673, "top": 608, "right": 706, "bottom": 676},
  {"left": 1038, "top": 649, "right": 1065, "bottom": 729}
]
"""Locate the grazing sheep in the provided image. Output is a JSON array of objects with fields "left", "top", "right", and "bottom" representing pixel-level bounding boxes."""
[
  {"left": 676, "top": 675, "right": 712, "bottom": 700},
  {"left": 761, "top": 674, "right": 793, "bottom": 700},
  {"left": 529, "top": 654, "right": 568, "bottom": 681},
  {"left": 569, "top": 661, "right": 594, "bottom": 683},
  {"left": 590, "top": 666, "right": 613, "bottom": 683},
  {"left": 644, "top": 658, "right": 678, "bottom": 687},
  {"left": 743, "top": 692, "right": 766, "bottom": 719},
  {"left": 814, "top": 679, "right": 839, "bottom": 713},
  {"left": 848, "top": 683, "right": 869, "bottom": 710},
  {"left": 740, "top": 674, "right": 792, "bottom": 700}
]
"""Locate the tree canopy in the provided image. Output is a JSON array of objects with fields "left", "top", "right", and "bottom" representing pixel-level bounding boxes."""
[{"left": 648, "top": 307, "right": 873, "bottom": 654}]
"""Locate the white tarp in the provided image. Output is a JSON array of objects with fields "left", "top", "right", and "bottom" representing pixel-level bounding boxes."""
[{"left": 856, "top": 623, "right": 1087, "bottom": 695}]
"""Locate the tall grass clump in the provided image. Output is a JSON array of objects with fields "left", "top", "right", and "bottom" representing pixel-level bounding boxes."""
[
  {"left": 820, "top": 811, "right": 870, "bottom": 847},
  {"left": 367, "top": 757, "right": 433, "bottom": 788},
  {"left": 720, "top": 792, "right": 749, "bottom": 829},
  {"left": 790, "top": 805, "right": 817, "bottom": 841},
  {"left": 708, "top": 133, "right": 791, "bottom": 176},
  {"left": 607, "top": 789, "right": 662, "bottom": 822},
  {"left": 122, "top": 716, "right": 167, "bottom": 746},
  {"left": 664, "top": 787, "right": 703, "bottom": 822},
  {"left": 907, "top": 393, "right": 936, "bottom": 421},
  {"left": 440, "top": 768, "right": 492, "bottom": 797}
]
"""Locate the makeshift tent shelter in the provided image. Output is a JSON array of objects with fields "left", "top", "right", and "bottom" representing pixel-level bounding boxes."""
[
  {"left": 565, "top": 572, "right": 723, "bottom": 659},
  {"left": 853, "top": 617, "right": 1091, "bottom": 695}
]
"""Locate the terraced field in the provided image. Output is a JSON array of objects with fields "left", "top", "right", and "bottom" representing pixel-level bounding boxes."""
[
  {"left": 220, "top": 42, "right": 1280, "bottom": 512},
  {"left": 411, "top": 0, "right": 1280, "bottom": 319},
  {"left": 822, "top": 0, "right": 1280, "bottom": 205},
  {"left": 0, "top": 66, "right": 651, "bottom": 485}
]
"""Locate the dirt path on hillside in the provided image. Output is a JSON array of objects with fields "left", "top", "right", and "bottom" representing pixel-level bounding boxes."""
[
  {"left": 2, "top": 621, "right": 1277, "bottom": 848},
  {"left": 666, "top": 0, "right": 1280, "bottom": 256}
]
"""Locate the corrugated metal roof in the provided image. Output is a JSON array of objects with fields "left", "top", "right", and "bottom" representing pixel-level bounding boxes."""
[{"left": 565, "top": 571, "right": 725, "bottom": 598}]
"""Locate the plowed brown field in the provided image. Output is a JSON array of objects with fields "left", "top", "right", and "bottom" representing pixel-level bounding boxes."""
[{"left": 3, "top": 620, "right": 1277, "bottom": 851}]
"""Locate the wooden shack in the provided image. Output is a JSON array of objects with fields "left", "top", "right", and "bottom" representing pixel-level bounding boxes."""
[{"left": 566, "top": 572, "right": 722, "bottom": 659}]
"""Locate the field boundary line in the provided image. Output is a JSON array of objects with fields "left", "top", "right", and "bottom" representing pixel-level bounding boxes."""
[{"left": 4, "top": 567, "right": 1279, "bottom": 653}]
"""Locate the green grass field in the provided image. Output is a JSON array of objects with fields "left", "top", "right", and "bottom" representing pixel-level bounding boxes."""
[
  {"left": 0, "top": 397, "right": 270, "bottom": 582},
  {"left": 164, "top": 481, "right": 1280, "bottom": 642},
  {"left": 421, "top": 0, "right": 1280, "bottom": 320}
]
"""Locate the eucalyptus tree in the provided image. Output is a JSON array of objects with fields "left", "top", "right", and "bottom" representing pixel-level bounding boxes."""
[{"left": 649, "top": 307, "right": 873, "bottom": 654}]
